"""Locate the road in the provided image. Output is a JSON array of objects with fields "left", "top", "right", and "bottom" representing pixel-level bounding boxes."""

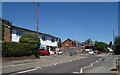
[{"left": 9, "top": 55, "right": 104, "bottom": 75}]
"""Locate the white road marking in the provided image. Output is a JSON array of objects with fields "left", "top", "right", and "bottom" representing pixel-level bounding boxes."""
[
  {"left": 35, "top": 67, "right": 42, "bottom": 69},
  {"left": 80, "top": 68, "right": 83, "bottom": 73},
  {"left": 96, "top": 60, "right": 98, "bottom": 63},
  {"left": 70, "top": 60, "right": 72, "bottom": 62},
  {"left": 54, "top": 63, "right": 58, "bottom": 65},
  {"left": 91, "top": 63, "right": 93, "bottom": 66},
  {"left": 17, "top": 68, "right": 37, "bottom": 74},
  {"left": 73, "top": 72, "right": 80, "bottom": 74},
  {"left": 82, "top": 66, "right": 87, "bottom": 69}
]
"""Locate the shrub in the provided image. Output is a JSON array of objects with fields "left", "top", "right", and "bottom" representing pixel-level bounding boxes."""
[
  {"left": 2, "top": 41, "right": 33, "bottom": 57},
  {"left": 19, "top": 33, "right": 40, "bottom": 50},
  {"left": 19, "top": 33, "right": 40, "bottom": 58}
]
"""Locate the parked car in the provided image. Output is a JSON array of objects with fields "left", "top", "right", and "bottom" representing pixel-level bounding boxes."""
[
  {"left": 97, "top": 52, "right": 101, "bottom": 54},
  {"left": 39, "top": 49, "right": 50, "bottom": 56},
  {"left": 89, "top": 51, "right": 94, "bottom": 55},
  {"left": 57, "top": 50, "right": 62, "bottom": 55}
]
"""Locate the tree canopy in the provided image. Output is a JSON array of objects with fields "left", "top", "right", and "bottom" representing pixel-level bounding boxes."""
[
  {"left": 94, "top": 42, "right": 109, "bottom": 52},
  {"left": 57, "top": 39, "right": 61, "bottom": 48},
  {"left": 115, "top": 36, "right": 120, "bottom": 54},
  {"left": 83, "top": 38, "right": 92, "bottom": 45}
]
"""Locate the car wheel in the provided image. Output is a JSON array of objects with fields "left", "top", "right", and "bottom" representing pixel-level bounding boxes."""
[
  {"left": 47, "top": 53, "right": 50, "bottom": 56},
  {"left": 40, "top": 53, "right": 43, "bottom": 56}
]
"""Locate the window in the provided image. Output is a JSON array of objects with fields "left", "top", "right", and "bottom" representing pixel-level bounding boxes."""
[
  {"left": 16, "top": 30, "right": 24, "bottom": 36},
  {"left": 66, "top": 44, "right": 68, "bottom": 46},
  {"left": 72, "top": 41, "right": 75, "bottom": 46},
  {"left": 77, "top": 43, "right": 80, "bottom": 47},
  {"left": 51, "top": 38, "right": 55, "bottom": 42},
  {"left": 42, "top": 36, "right": 46, "bottom": 41}
]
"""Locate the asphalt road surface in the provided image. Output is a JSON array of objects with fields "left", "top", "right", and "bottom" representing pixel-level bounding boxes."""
[{"left": 10, "top": 55, "right": 103, "bottom": 74}]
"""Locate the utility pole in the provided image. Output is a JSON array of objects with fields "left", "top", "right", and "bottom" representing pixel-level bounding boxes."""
[
  {"left": 113, "top": 30, "right": 115, "bottom": 54},
  {"left": 37, "top": 1, "right": 40, "bottom": 59},
  {"left": 85, "top": 28, "right": 86, "bottom": 41},
  {"left": 37, "top": 1, "right": 39, "bottom": 36}
]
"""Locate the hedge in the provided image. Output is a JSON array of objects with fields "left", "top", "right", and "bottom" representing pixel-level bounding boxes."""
[{"left": 2, "top": 41, "right": 34, "bottom": 57}]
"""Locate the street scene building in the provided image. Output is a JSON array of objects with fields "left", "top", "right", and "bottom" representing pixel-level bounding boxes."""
[
  {"left": 4, "top": 23, "right": 60, "bottom": 54},
  {"left": 1, "top": 2, "right": 119, "bottom": 75},
  {"left": 62, "top": 38, "right": 82, "bottom": 48}
]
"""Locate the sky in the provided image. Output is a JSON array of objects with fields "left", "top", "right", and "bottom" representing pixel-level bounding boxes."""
[{"left": 2, "top": 2, "right": 118, "bottom": 44}]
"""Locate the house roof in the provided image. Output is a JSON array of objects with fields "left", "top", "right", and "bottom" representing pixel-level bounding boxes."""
[
  {"left": 68, "top": 38, "right": 81, "bottom": 44},
  {"left": 11, "top": 25, "right": 60, "bottom": 39},
  {"left": 62, "top": 38, "right": 81, "bottom": 44}
]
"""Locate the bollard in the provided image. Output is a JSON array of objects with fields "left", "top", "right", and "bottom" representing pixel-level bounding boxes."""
[{"left": 116, "top": 59, "right": 120, "bottom": 72}]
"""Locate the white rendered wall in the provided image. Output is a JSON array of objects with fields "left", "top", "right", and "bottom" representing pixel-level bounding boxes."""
[{"left": 12, "top": 29, "right": 58, "bottom": 47}]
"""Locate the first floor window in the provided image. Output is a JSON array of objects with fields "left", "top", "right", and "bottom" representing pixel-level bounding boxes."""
[
  {"left": 42, "top": 36, "right": 46, "bottom": 41},
  {"left": 51, "top": 38, "right": 55, "bottom": 42},
  {"left": 66, "top": 43, "right": 68, "bottom": 46}
]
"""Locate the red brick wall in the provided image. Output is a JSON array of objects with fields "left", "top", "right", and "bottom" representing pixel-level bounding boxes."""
[
  {"left": 4, "top": 27, "right": 11, "bottom": 41},
  {"left": 62, "top": 40, "right": 73, "bottom": 48}
]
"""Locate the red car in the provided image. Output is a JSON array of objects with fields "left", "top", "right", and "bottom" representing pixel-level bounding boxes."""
[
  {"left": 39, "top": 49, "right": 50, "bottom": 56},
  {"left": 97, "top": 52, "right": 101, "bottom": 54}
]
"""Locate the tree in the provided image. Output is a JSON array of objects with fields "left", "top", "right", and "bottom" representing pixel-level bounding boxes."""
[
  {"left": 19, "top": 33, "right": 40, "bottom": 57},
  {"left": 109, "top": 41, "right": 112, "bottom": 48},
  {"left": 94, "top": 42, "right": 109, "bottom": 52},
  {"left": 57, "top": 39, "right": 61, "bottom": 48},
  {"left": 114, "top": 36, "right": 120, "bottom": 54},
  {"left": 83, "top": 38, "right": 92, "bottom": 45}
]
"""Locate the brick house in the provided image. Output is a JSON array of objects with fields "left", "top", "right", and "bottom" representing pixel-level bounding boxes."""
[
  {"left": 62, "top": 38, "right": 81, "bottom": 48},
  {"left": 4, "top": 24, "right": 11, "bottom": 41}
]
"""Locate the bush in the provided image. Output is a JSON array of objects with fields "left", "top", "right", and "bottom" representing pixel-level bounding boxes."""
[
  {"left": 2, "top": 41, "right": 33, "bottom": 57},
  {"left": 19, "top": 33, "right": 40, "bottom": 50},
  {"left": 19, "top": 33, "right": 40, "bottom": 58}
]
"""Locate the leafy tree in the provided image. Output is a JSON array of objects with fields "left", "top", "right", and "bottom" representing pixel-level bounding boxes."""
[
  {"left": 57, "top": 39, "right": 61, "bottom": 48},
  {"left": 83, "top": 39, "right": 92, "bottom": 45},
  {"left": 94, "top": 42, "right": 109, "bottom": 52},
  {"left": 114, "top": 36, "right": 120, "bottom": 54},
  {"left": 19, "top": 33, "right": 40, "bottom": 58}
]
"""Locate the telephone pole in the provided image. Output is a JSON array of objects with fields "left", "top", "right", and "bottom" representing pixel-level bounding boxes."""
[
  {"left": 37, "top": 1, "right": 40, "bottom": 59},
  {"left": 37, "top": 1, "right": 39, "bottom": 36},
  {"left": 113, "top": 30, "right": 115, "bottom": 54}
]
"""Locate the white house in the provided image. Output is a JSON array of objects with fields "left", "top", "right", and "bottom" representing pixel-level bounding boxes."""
[{"left": 9, "top": 25, "right": 60, "bottom": 54}]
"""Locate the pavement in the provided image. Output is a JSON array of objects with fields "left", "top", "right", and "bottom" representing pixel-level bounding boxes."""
[{"left": 85, "top": 54, "right": 118, "bottom": 73}]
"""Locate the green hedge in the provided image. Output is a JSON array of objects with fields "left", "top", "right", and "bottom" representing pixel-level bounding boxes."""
[{"left": 2, "top": 41, "right": 33, "bottom": 57}]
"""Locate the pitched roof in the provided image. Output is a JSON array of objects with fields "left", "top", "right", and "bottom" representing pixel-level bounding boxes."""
[
  {"left": 11, "top": 25, "right": 60, "bottom": 39},
  {"left": 62, "top": 38, "right": 81, "bottom": 44},
  {"left": 68, "top": 38, "right": 81, "bottom": 44}
]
